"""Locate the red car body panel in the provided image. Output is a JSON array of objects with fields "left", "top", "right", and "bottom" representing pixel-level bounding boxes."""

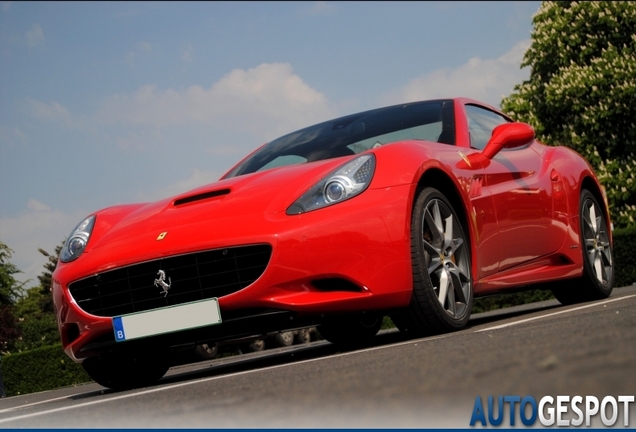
[{"left": 52, "top": 98, "right": 611, "bottom": 362}]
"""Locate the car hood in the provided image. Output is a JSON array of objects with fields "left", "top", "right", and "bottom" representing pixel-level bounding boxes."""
[{"left": 81, "top": 157, "right": 352, "bottom": 264}]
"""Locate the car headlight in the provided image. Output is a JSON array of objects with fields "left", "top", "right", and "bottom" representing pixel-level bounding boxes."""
[
  {"left": 60, "top": 215, "right": 96, "bottom": 262},
  {"left": 286, "top": 154, "right": 376, "bottom": 215}
]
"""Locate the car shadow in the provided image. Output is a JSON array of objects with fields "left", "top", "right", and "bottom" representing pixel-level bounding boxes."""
[
  {"left": 154, "top": 301, "right": 566, "bottom": 386},
  {"left": 70, "top": 300, "right": 567, "bottom": 397},
  {"left": 466, "top": 299, "right": 562, "bottom": 328}
]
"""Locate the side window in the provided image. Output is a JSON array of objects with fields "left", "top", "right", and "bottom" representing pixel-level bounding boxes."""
[{"left": 465, "top": 105, "right": 509, "bottom": 150}]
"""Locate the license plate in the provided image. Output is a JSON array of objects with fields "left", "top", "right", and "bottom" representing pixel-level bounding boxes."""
[{"left": 112, "top": 298, "right": 222, "bottom": 342}]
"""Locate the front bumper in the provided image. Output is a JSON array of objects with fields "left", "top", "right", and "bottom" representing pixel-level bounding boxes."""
[{"left": 53, "top": 184, "right": 415, "bottom": 361}]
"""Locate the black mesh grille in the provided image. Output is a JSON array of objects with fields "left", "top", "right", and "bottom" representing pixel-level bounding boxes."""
[{"left": 68, "top": 244, "right": 272, "bottom": 317}]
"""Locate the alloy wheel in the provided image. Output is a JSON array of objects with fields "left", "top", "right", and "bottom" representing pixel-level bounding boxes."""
[
  {"left": 582, "top": 197, "right": 613, "bottom": 286},
  {"left": 421, "top": 198, "right": 471, "bottom": 318}
]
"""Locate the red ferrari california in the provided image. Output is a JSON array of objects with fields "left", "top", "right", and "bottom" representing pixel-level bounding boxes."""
[{"left": 52, "top": 98, "right": 614, "bottom": 389}]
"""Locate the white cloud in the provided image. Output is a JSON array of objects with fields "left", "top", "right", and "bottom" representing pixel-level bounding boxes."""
[
  {"left": 26, "top": 99, "right": 74, "bottom": 126},
  {"left": 126, "top": 41, "right": 152, "bottom": 63},
  {"left": 94, "top": 63, "right": 335, "bottom": 140},
  {"left": 0, "top": 125, "right": 28, "bottom": 147},
  {"left": 308, "top": 1, "right": 336, "bottom": 15},
  {"left": 384, "top": 40, "right": 531, "bottom": 109},
  {"left": 137, "top": 41, "right": 152, "bottom": 52},
  {"left": 114, "top": 129, "right": 164, "bottom": 151},
  {"left": 0, "top": 200, "right": 84, "bottom": 288},
  {"left": 26, "top": 23, "right": 44, "bottom": 47},
  {"left": 27, "top": 199, "right": 51, "bottom": 212},
  {"left": 182, "top": 44, "right": 193, "bottom": 62},
  {"left": 24, "top": 63, "right": 335, "bottom": 146}
]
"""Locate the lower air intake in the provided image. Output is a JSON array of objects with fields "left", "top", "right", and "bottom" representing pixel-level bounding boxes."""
[{"left": 68, "top": 244, "right": 272, "bottom": 317}]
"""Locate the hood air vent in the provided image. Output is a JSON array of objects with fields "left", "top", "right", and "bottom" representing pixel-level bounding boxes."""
[{"left": 174, "top": 188, "right": 230, "bottom": 206}]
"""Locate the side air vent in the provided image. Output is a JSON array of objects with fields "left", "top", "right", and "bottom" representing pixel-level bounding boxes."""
[
  {"left": 311, "top": 278, "right": 363, "bottom": 292},
  {"left": 174, "top": 188, "right": 230, "bottom": 206}
]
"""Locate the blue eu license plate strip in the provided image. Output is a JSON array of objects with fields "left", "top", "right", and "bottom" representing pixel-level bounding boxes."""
[{"left": 112, "top": 298, "right": 222, "bottom": 342}]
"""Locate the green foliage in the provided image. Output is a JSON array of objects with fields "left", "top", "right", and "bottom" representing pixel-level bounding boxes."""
[
  {"left": 381, "top": 315, "right": 395, "bottom": 330},
  {"left": 0, "top": 241, "right": 26, "bottom": 350},
  {"left": 11, "top": 288, "right": 60, "bottom": 352},
  {"left": 1, "top": 344, "right": 91, "bottom": 397},
  {"left": 0, "top": 306, "right": 20, "bottom": 352},
  {"left": 0, "top": 241, "right": 26, "bottom": 307},
  {"left": 2, "top": 241, "right": 63, "bottom": 353},
  {"left": 36, "top": 241, "right": 64, "bottom": 313},
  {"left": 8, "top": 243, "right": 64, "bottom": 352},
  {"left": 613, "top": 226, "right": 636, "bottom": 287},
  {"left": 501, "top": 1, "right": 636, "bottom": 228}
]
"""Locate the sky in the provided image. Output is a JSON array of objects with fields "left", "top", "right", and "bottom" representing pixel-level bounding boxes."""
[{"left": 0, "top": 1, "right": 541, "bottom": 288}]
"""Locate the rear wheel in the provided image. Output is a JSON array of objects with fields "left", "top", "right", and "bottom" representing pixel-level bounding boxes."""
[
  {"left": 551, "top": 189, "right": 613, "bottom": 304},
  {"left": 392, "top": 187, "right": 472, "bottom": 335},
  {"left": 82, "top": 353, "right": 169, "bottom": 391}
]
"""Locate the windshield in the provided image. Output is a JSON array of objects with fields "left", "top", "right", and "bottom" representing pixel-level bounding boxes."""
[{"left": 225, "top": 99, "right": 454, "bottom": 178}]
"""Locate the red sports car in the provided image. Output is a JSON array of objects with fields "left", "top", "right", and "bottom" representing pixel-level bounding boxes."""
[{"left": 52, "top": 98, "right": 614, "bottom": 389}]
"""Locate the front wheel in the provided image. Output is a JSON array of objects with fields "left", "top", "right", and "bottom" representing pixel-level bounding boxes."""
[
  {"left": 551, "top": 189, "right": 613, "bottom": 305},
  {"left": 393, "top": 187, "right": 473, "bottom": 335}
]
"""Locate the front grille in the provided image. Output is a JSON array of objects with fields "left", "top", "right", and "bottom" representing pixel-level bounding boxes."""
[{"left": 68, "top": 244, "right": 272, "bottom": 317}]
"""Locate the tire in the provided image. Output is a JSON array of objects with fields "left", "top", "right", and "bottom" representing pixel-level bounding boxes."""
[
  {"left": 273, "top": 331, "right": 295, "bottom": 347},
  {"left": 551, "top": 189, "right": 614, "bottom": 305},
  {"left": 82, "top": 353, "right": 169, "bottom": 391},
  {"left": 317, "top": 314, "right": 382, "bottom": 347},
  {"left": 295, "top": 328, "right": 312, "bottom": 344},
  {"left": 393, "top": 187, "right": 472, "bottom": 335},
  {"left": 194, "top": 343, "right": 219, "bottom": 360}
]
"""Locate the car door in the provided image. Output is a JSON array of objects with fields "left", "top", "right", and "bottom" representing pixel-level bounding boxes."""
[{"left": 465, "top": 105, "right": 562, "bottom": 272}]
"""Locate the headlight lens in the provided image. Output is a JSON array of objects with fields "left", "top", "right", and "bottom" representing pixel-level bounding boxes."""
[
  {"left": 60, "top": 215, "right": 96, "bottom": 262},
  {"left": 286, "top": 154, "right": 376, "bottom": 215}
]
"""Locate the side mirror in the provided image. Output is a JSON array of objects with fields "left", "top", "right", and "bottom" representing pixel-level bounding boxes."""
[{"left": 482, "top": 122, "right": 535, "bottom": 159}]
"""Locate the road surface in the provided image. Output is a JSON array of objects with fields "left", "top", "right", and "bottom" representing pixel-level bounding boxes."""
[{"left": 1, "top": 285, "right": 635, "bottom": 428}]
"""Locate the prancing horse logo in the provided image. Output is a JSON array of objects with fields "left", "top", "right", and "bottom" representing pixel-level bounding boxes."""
[{"left": 154, "top": 270, "right": 172, "bottom": 297}]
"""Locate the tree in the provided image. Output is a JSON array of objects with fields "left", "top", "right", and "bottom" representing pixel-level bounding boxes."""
[
  {"left": 501, "top": 1, "right": 636, "bottom": 228},
  {"left": 0, "top": 306, "right": 20, "bottom": 352},
  {"left": 0, "top": 241, "right": 25, "bottom": 351},
  {"left": 11, "top": 288, "right": 60, "bottom": 352},
  {"left": 0, "top": 241, "right": 25, "bottom": 307},
  {"left": 10, "top": 242, "right": 64, "bottom": 352},
  {"left": 36, "top": 241, "right": 64, "bottom": 314}
]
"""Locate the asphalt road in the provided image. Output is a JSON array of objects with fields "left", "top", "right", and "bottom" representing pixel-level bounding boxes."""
[{"left": 1, "top": 285, "right": 635, "bottom": 428}]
